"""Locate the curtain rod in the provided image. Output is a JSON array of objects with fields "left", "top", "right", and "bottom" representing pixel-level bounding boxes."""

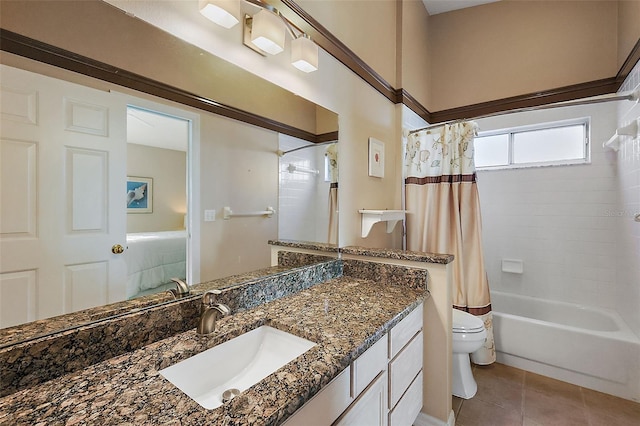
[
  {"left": 277, "top": 140, "right": 337, "bottom": 156},
  {"left": 407, "top": 89, "right": 640, "bottom": 136}
]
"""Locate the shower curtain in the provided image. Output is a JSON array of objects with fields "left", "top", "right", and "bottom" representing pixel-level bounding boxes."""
[
  {"left": 404, "top": 122, "right": 495, "bottom": 365},
  {"left": 326, "top": 143, "right": 338, "bottom": 244}
]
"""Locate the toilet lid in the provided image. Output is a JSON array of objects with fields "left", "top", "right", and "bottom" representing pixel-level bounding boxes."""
[{"left": 452, "top": 309, "right": 485, "bottom": 332}]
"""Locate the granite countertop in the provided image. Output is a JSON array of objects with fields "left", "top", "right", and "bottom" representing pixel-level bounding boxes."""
[
  {"left": 0, "top": 264, "right": 304, "bottom": 349},
  {"left": 341, "top": 245, "right": 454, "bottom": 264},
  {"left": 267, "top": 239, "right": 339, "bottom": 253},
  {"left": 0, "top": 276, "right": 424, "bottom": 425}
]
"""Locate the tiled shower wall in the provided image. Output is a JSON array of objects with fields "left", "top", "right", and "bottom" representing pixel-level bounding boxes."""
[
  {"left": 476, "top": 102, "right": 620, "bottom": 310},
  {"left": 616, "top": 60, "right": 640, "bottom": 337},
  {"left": 278, "top": 134, "right": 331, "bottom": 242}
]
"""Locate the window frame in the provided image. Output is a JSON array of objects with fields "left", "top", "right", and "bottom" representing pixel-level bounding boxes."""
[{"left": 475, "top": 117, "right": 591, "bottom": 170}]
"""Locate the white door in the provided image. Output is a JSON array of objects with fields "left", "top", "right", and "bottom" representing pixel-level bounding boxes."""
[{"left": 0, "top": 64, "right": 128, "bottom": 327}]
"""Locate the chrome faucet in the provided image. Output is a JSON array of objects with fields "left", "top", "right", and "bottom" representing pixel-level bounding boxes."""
[
  {"left": 167, "top": 278, "right": 190, "bottom": 299},
  {"left": 197, "top": 289, "right": 230, "bottom": 336}
]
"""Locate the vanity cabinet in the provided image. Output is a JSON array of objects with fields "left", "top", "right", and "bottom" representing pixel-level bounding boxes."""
[
  {"left": 335, "top": 371, "right": 388, "bottom": 426},
  {"left": 388, "top": 304, "right": 423, "bottom": 425},
  {"left": 284, "top": 303, "right": 423, "bottom": 426}
]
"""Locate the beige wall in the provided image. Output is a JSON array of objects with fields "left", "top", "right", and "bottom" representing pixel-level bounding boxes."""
[
  {"left": 399, "top": 0, "right": 432, "bottom": 109},
  {"left": 297, "top": 0, "right": 398, "bottom": 87},
  {"left": 428, "top": 0, "right": 618, "bottom": 110},
  {"left": 126, "top": 144, "right": 186, "bottom": 233},
  {"left": 316, "top": 105, "right": 339, "bottom": 135},
  {"left": 618, "top": 0, "right": 640, "bottom": 69},
  {"left": 198, "top": 113, "right": 279, "bottom": 281}
]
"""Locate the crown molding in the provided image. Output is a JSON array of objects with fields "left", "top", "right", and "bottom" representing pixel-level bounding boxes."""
[
  {"left": 279, "top": 2, "right": 637, "bottom": 125},
  {"left": 617, "top": 37, "right": 640, "bottom": 83},
  {"left": 429, "top": 77, "right": 621, "bottom": 124},
  {"left": 277, "top": 0, "right": 397, "bottom": 104},
  {"left": 4, "top": 5, "right": 639, "bottom": 132},
  {"left": 396, "top": 89, "right": 433, "bottom": 123}
]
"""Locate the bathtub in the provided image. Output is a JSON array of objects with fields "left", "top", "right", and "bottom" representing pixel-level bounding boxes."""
[{"left": 490, "top": 290, "right": 640, "bottom": 402}]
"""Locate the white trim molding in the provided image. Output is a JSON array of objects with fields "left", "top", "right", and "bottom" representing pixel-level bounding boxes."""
[{"left": 414, "top": 409, "right": 455, "bottom": 426}]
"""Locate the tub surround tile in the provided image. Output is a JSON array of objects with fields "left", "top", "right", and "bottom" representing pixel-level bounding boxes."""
[
  {"left": 0, "top": 260, "right": 341, "bottom": 397},
  {"left": 341, "top": 245, "right": 454, "bottom": 264},
  {"left": 0, "top": 277, "right": 425, "bottom": 425}
]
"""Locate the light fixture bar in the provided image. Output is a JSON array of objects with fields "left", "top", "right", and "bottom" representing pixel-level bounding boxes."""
[{"left": 201, "top": 0, "right": 320, "bottom": 72}]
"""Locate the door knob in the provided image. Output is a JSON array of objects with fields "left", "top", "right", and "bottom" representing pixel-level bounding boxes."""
[{"left": 111, "top": 244, "right": 125, "bottom": 254}]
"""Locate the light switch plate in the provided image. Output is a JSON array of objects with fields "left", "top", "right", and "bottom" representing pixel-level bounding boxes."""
[{"left": 204, "top": 209, "right": 216, "bottom": 222}]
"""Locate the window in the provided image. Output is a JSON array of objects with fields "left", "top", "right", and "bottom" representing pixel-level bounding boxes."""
[{"left": 474, "top": 119, "right": 589, "bottom": 169}]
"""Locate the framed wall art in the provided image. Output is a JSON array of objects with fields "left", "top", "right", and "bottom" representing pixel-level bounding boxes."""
[
  {"left": 368, "top": 137, "right": 385, "bottom": 178},
  {"left": 126, "top": 176, "right": 153, "bottom": 213}
]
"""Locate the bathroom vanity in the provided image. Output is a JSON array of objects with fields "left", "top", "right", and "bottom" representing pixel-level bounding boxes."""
[{"left": 0, "top": 246, "right": 453, "bottom": 425}]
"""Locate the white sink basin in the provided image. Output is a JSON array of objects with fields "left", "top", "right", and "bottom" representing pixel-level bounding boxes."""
[{"left": 159, "top": 325, "right": 316, "bottom": 409}]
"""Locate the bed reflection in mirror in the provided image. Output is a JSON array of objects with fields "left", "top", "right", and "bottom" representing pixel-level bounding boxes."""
[{"left": 124, "top": 107, "right": 188, "bottom": 299}]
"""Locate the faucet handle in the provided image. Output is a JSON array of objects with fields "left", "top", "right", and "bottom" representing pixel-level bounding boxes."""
[
  {"left": 197, "top": 290, "right": 231, "bottom": 336},
  {"left": 214, "top": 303, "right": 231, "bottom": 317},
  {"left": 167, "top": 278, "right": 190, "bottom": 299},
  {"left": 202, "top": 289, "right": 223, "bottom": 306}
]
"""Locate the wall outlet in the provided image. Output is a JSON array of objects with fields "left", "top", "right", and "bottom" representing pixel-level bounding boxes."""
[{"left": 204, "top": 209, "right": 216, "bottom": 222}]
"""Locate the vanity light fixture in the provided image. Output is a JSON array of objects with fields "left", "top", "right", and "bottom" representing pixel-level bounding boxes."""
[
  {"left": 200, "top": 0, "right": 320, "bottom": 72},
  {"left": 291, "top": 34, "right": 318, "bottom": 72},
  {"left": 250, "top": 6, "right": 286, "bottom": 55},
  {"left": 199, "top": 0, "right": 240, "bottom": 29}
]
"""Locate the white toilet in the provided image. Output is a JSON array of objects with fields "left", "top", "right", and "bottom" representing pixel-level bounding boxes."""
[{"left": 452, "top": 308, "right": 487, "bottom": 399}]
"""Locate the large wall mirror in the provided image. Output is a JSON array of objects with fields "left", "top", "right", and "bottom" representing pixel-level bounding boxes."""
[{"left": 0, "top": 1, "right": 338, "bottom": 345}]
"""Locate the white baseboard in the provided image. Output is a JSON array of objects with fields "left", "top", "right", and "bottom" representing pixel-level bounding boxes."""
[{"left": 414, "top": 410, "right": 455, "bottom": 426}]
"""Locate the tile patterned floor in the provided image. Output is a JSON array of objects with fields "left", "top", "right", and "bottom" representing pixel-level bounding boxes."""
[{"left": 453, "top": 363, "right": 640, "bottom": 426}]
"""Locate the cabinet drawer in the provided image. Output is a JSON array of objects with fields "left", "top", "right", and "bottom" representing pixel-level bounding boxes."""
[
  {"left": 389, "top": 370, "right": 423, "bottom": 426},
  {"left": 335, "top": 371, "right": 388, "bottom": 426},
  {"left": 389, "top": 303, "right": 423, "bottom": 359},
  {"left": 284, "top": 366, "right": 352, "bottom": 426},
  {"left": 352, "top": 335, "right": 387, "bottom": 397},
  {"left": 389, "top": 331, "right": 423, "bottom": 409}
]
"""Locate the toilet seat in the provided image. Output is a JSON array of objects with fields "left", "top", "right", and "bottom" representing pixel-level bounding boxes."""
[{"left": 452, "top": 309, "right": 485, "bottom": 333}]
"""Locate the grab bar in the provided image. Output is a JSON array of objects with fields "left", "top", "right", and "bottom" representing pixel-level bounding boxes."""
[
  {"left": 223, "top": 206, "right": 275, "bottom": 220},
  {"left": 287, "top": 164, "right": 319, "bottom": 175}
]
